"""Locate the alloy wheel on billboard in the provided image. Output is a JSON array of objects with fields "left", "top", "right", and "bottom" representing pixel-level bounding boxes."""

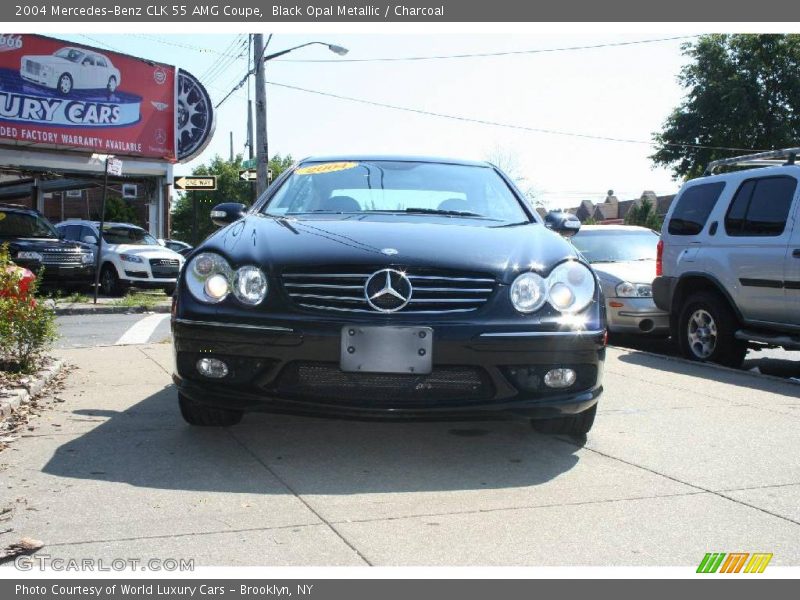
[{"left": 0, "top": 34, "right": 214, "bottom": 163}]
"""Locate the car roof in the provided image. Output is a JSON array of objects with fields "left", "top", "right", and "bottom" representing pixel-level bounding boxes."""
[
  {"left": 57, "top": 220, "right": 143, "bottom": 230},
  {"left": 298, "top": 155, "right": 493, "bottom": 168},
  {"left": 576, "top": 225, "right": 656, "bottom": 233}
]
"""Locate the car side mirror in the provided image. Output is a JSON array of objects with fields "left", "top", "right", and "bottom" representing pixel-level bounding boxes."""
[
  {"left": 210, "top": 202, "right": 247, "bottom": 227},
  {"left": 544, "top": 211, "right": 581, "bottom": 238},
  {"left": 82, "top": 235, "right": 98, "bottom": 245}
]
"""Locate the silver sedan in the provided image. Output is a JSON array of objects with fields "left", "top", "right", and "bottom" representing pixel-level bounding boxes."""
[{"left": 570, "top": 225, "right": 669, "bottom": 335}]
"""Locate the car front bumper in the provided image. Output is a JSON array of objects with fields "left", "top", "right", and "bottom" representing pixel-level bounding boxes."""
[
  {"left": 13, "top": 259, "right": 95, "bottom": 286},
  {"left": 605, "top": 296, "right": 669, "bottom": 335},
  {"left": 172, "top": 317, "right": 605, "bottom": 421}
]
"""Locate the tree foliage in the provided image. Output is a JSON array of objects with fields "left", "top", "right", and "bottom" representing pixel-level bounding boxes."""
[
  {"left": 651, "top": 34, "right": 800, "bottom": 179},
  {"left": 170, "top": 153, "right": 294, "bottom": 245},
  {"left": 624, "top": 198, "right": 662, "bottom": 230},
  {"left": 94, "top": 195, "right": 139, "bottom": 225}
]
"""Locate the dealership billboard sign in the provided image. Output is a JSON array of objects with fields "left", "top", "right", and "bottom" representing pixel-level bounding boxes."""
[{"left": 0, "top": 34, "right": 214, "bottom": 162}]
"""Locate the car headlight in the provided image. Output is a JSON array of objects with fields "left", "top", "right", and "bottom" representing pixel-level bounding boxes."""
[
  {"left": 186, "top": 252, "right": 232, "bottom": 304},
  {"left": 233, "top": 265, "right": 268, "bottom": 305},
  {"left": 616, "top": 281, "right": 653, "bottom": 298},
  {"left": 510, "top": 272, "right": 547, "bottom": 313},
  {"left": 547, "top": 261, "right": 595, "bottom": 314},
  {"left": 16, "top": 251, "right": 42, "bottom": 261},
  {"left": 120, "top": 253, "right": 143, "bottom": 263},
  {"left": 510, "top": 261, "right": 596, "bottom": 315},
  {"left": 81, "top": 252, "right": 95, "bottom": 264}
]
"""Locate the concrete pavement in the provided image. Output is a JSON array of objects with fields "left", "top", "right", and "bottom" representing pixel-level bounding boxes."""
[
  {"left": 54, "top": 313, "right": 172, "bottom": 348},
  {"left": 1, "top": 343, "right": 799, "bottom": 567}
]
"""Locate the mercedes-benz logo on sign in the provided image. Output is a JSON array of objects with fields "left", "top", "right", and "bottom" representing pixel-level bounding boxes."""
[{"left": 365, "top": 269, "right": 412, "bottom": 313}]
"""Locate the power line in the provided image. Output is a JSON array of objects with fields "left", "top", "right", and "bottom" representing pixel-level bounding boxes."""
[
  {"left": 275, "top": 35, "right": 698, "bottom": 63},
  {"left": 265, "top": 80, "right": 763, "bottom": 153}
]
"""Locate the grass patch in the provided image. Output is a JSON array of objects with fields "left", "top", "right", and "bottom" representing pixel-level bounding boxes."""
[{"left": 110, "top": 291, "right": 164, "bottom": 310}]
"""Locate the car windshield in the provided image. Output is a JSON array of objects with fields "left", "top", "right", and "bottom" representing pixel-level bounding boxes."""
[
  {"left": 262, "top": 160, "right": 531, "bottom": 224},
  {"left": 0, "top": 210, "right": 58, "bottom": 238},
  {"left": 102, "top": 226, "right": 159, "bottom": 246},
  {"left": 54, "top": 48, "right": 85, "bottom": 63},
  {"left": 571, "top": 229, "right": 659, "bottom": 263}
]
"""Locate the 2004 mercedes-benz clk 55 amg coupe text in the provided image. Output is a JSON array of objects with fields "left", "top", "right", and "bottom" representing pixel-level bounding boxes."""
[{"left": 171, "top": 156, "right": 606, "bottom": 434}]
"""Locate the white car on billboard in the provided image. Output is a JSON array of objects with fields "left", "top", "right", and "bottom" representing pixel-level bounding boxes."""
[{"left": 20, "top": 46, "right": 121, "bottom": 95}]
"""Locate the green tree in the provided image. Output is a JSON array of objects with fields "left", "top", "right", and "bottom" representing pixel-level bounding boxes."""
[
  {"left": 624, "top": 198, "right": 662, "bottom": 230},
  {"left": 170, "top": 153, "right": 293, "bottom": 244},
  {"left": 94, "top": 195, "right": 139, "bottom": 225},
  {"left": 580, "top": 216, "right": 599, "bottom": 225},
  {"left": 651, "top": 34, "right": 800, "bottom": 179}
]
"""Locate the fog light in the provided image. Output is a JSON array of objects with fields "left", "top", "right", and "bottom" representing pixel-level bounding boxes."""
[
  {"left": 197, "top": 357, "right": 228, "bottom": 379},
  {"left": 544, "top": 368, "right": 576, "bottom": 389}
]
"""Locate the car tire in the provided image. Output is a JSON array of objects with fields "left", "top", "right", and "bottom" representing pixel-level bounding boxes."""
[
  {"left": 178, "top": 393, "right": 243, "bottom": 427},
  {"left": 57, "top": 73, "right": 72, "bottom": 95},
  {"left": 163, "top": 284, "right": 176, "bottom": 296},
  {"left": 677, "top": 291, "right": 746, "bottom": 368},
  {"left": 107, "top": 76, "right": 117, "bottom": 94},
  {"left": 99, "top": 264, "right": 124, "bottom": 297},
  {"left": 532, "top": 403, "right": 597, "bottom": 435}
]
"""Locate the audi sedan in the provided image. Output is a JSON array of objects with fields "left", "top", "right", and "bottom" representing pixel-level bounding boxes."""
[{"left": 171, "top": 156, "right": 606, "bottom": 434}]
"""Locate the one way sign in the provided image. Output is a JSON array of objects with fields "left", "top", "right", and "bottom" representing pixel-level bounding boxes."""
[
  {"left": 174, "top": 176, "right": 216, "bottom": 191},
  {"left": 239, "top": 169, "right": 272, "bottom": 182}
]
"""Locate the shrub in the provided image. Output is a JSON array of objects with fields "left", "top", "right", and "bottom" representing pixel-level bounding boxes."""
[{"left": 0, "top": 245, "right": 58, "bottom": 373}]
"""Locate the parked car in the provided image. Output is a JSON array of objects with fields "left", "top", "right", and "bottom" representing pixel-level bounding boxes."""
[
  {"left": 570, "top": 225, "right": 668, "bottom": 335},
  {"left": 172, "top": 156, "right": 606, "bottom": 430},
  {"left": 653, "top": 147, "right": 800, "bottom": 367},
  {"left": 160, "top": 239, "right": 193, "bottom": 257},
  {"left": 0, "top": 203, "right": 95, "bottom": 290},
  {"left": 21, "top": 46, "right": 121, "bottom": 95},
  {"left": 55, "top": 220, "right": 184, "bottom": 296}
]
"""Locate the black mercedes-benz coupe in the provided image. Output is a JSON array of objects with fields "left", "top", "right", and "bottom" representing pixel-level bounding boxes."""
[{"left": 171, "top": 156, "right": 606, "bottom": 433}]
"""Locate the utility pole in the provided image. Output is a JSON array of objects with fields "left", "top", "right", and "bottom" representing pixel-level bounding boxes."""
[
  {"left": 253, "top": 33, "right": 268, "bottom": 197},
  {"left": 247, "top": 99, "right": 256, "bottom": 201},
  {"left": 229, "top": 131, "right": 233, "bottom": 162}
]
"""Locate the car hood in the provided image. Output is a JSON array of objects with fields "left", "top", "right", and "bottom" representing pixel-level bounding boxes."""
[
  {"left": 5, "top": 237, "right": 88, "bottom": 253},
  {"left": 106, "top": 245, "right": 184, "bottom": 260},
  {"left": 590, "top": 260, "right": 657, "bottom": 285},
  {"left": 201, "top": 214, "right": 579, "bottom": 283},
  {"left": 22, "top": 55, "right": 74, "bottom": 68}
]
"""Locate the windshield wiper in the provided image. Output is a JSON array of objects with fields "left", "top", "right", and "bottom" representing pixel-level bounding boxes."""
[{"left": 401, "top": 207, "right": 490, "bottom": 218}]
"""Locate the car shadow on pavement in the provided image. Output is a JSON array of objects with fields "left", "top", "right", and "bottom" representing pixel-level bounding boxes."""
[
  {"left": 41, "top": 385, "right": 584, "bottom": 495},
  {"left": 616, "top": 350, "right": 800, "bottom": 397}
]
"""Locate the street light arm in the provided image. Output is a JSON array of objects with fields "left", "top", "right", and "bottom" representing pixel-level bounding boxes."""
[{"left": 262, "top": 41, "right": 349, "bottom": 62}]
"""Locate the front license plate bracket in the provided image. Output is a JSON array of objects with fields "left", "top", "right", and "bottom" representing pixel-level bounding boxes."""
[{"left": 340, "top": 326, "right": 433, "bottom": 374}]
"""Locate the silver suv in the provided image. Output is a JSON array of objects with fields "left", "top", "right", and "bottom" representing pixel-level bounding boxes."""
[{"left": 653, "top": 147, "right": 800, "bottom": 367}]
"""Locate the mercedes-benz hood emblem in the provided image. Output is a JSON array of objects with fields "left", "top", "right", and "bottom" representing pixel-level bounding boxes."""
[{"left": 364, "top": 268, "right": 413, "bottom": 312}]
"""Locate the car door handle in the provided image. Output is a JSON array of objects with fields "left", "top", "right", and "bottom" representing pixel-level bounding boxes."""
[{"left": 793, "top": 249, "right": 800, "bottom": 258}]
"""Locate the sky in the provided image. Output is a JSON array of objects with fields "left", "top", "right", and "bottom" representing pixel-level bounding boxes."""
[{"left": 60, "top": 32, "right": 693, "bottom": 209}]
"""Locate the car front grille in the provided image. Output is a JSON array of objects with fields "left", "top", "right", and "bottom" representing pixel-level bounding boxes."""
[
  {"left": 149, "top": 258, "right": 180, "bottom": 278},
  {"left": 274, "top": 361, "right": 494, "bottom": 406},
  {"left": 281, "top": 266, "right": 496, "bottom": 315},
  {"left": 25, "top": 60, "right": 41, "bottom": 75},
  {"left": 41, "top": 251, "right": 82, "bottom": 266}
]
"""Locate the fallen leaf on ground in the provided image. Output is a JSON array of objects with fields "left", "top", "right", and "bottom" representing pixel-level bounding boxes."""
[{"left": 0, "top": 537, "right": 44, "bottom": 562}]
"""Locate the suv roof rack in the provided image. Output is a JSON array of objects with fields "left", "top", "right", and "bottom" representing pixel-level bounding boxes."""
[{"left": 704, "top": 147, "right": 800, "bottom": 175}]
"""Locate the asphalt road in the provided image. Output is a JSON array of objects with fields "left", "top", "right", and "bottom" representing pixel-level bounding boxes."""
[
  {"left": 2, "top": 320, "right": 798, "bottom": 567},
  {"left": 55, "top": 313, "right": 172, "bottom": 349}
]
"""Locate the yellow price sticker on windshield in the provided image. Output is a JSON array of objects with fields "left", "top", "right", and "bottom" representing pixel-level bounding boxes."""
[
  {"left": 0, "top": 212, "right": 6, "bottom": 221},
  {"left": 296, "top": 162, "right": 358, "bottom": 176}
]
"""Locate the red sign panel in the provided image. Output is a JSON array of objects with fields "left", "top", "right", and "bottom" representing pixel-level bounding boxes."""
[{"left": 0, "top": 34, "right": 177, "bottom": 160}]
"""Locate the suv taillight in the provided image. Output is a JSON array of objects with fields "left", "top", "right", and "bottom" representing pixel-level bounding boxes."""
[{"left": 656, "top": 239, "right": 664, "bottom": 276}]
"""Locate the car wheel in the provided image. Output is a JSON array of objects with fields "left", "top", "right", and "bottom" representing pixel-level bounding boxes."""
[
  {"left": 532, "top": 403, "right": 597, "bottom": 435},
  {"left": 57, "top": 73, "right": 73, "bottom": 95},
  {"left": 107, "top": 76, "right": 117, "bottom": 94},
  {"left": 678, "top": 292, "right": 746, "bottom": 368},
  {"left": 99, "top": 264, "right": 124, "bottom": 297},
  {"left": 163, "top": 284, "right": 176, "bottom": 296},
  {"left": 178, "top": 393, "right": 243, "bottom": 427}
]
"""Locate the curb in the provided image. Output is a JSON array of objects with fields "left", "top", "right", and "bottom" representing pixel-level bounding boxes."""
[
  {"left": 54, "top": 304, "right": 171, "bottom": 316},
  {"left": 607, "top": 343, "right": 800, "bottom": 387},
  {"left": 0, "top": 359, "right": 64, "bottom": 420}
]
